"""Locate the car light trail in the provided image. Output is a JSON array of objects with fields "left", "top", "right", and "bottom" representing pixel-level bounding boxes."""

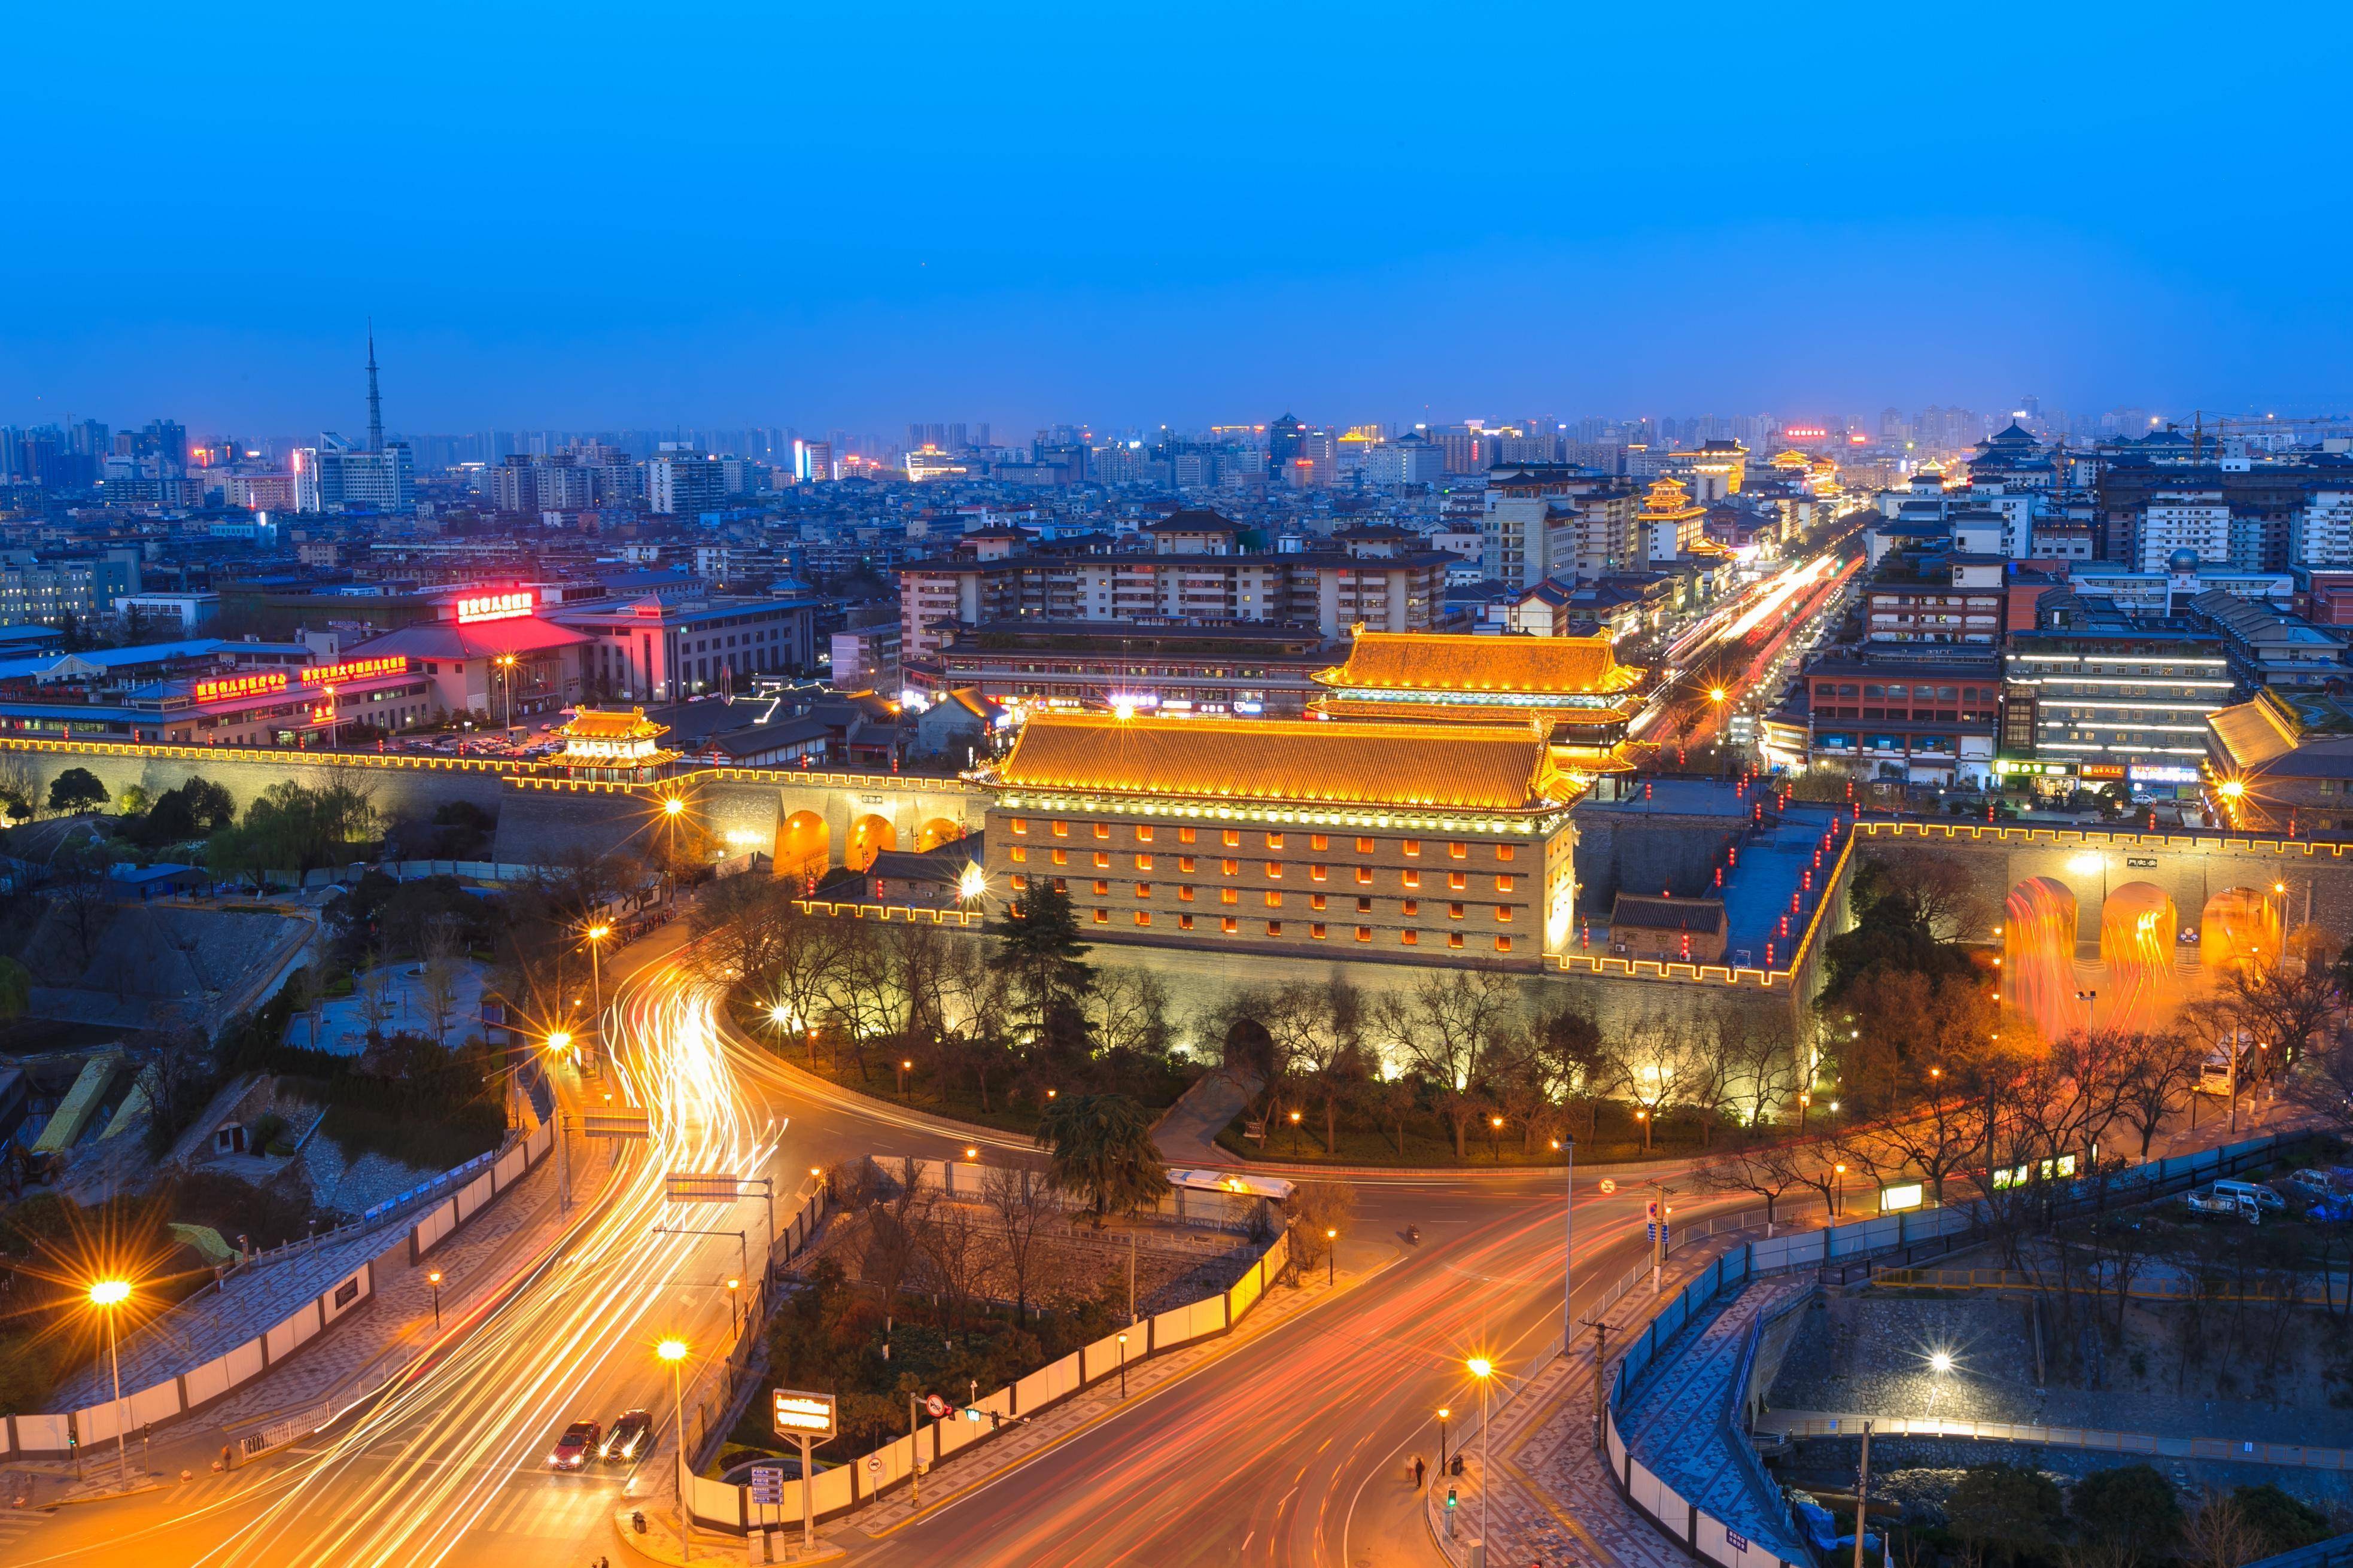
[{"left": 172, "top": 960, "right": 777, "bottom": 1568}]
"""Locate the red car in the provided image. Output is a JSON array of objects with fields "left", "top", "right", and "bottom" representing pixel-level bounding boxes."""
[{"left": 549, "top": 1420, "right": 601, "bottom": 1470}]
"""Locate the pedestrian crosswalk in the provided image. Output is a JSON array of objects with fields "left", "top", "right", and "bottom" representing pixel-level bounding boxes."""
[
  {"left": 0, "top": 1502, "right": 49, "bottom": 1552},
  {"left": 467, "top": 1478, "right": 621, "bottom": 1539}
]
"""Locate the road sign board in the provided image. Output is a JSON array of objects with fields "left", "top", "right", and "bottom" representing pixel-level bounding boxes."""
[
  {"left": 582, "top": 1110, "right": 650, "bottom": 1140},
  {"left": 748, "top": 1465, "right": 785, "bottom": 1506},
  {"left": 773, "top": 1388, "right": 835, "bottom": 1439},
  {"left": 667, "top": 1172, "right": 745, "bottom": 1202},
  {"left": 866, "top": 1457, "right": 881, "bottom": 1475},
  {"left": 922, "top": 1393, "right": 950, "bottom": 1420},
  {"left": 1598, "top": 1178, "right": 1616, "bottom": 1195}
]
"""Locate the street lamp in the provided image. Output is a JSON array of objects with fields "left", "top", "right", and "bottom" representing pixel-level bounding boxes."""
[
  {"left": 899, "top": 1058, "right": 914, "bottom": 1098},
  {"left": 658, "top": 1338, "right": 690, "bottom": 1561},
  {"left": 90, "top": 1279, "right": 132, "bottom": 1491},
  {"left": 663, "top": 795, "right": 686, "bottom": 817},
  {"left": 1467, "top": 1357, "right": 1494, "bottom": 1551},
  {"left": 1437, "top": 1406, "right": 1451, "bottom": 1475},
  {"left": 495, "top": 652, "right": 517, "bottom": 733},
  {"left": 725, "top": 1277, "right": 741, "bottom": 1334},
  {"left": 583, "top": 922, "right": 612, "bottom": 1051},
  {"left": 1325, "top": 1226, "right": 1337, "bottom": 1287},
  {"left": 1634, "top": 1106, "right": 1650, "bottom": 1151},
  {"left": 1834, "top": 1162, "right": 1847, "bottom": 1216},
  {"left": 544, "top": 1031, "right": 574, "bottom": 1210},
  {"left": 1117, "top": 1332, "right": 1129, "bottom": 1399},
  {"left": 427, "top": 1268, "right": 443, "bottom": 1329}
]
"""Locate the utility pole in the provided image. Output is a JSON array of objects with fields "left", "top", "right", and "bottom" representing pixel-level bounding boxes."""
[
  {"left": 1561, "top": 1135, "right": 1575, "bottom": 1348},
  {"left": 908, "top": 1393, "right": 919, "bottom": 1505},
  {"left": 1586, "top": 1319, "right": 1612, "bottom": 1446},
  {"left": 1852, "top": 1420, "right": 1874, "bottom": 1568}
]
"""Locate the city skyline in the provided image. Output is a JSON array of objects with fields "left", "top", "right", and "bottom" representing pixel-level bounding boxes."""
[{"left": 7, "top": 4, "right": 2352, "bottom": 430}]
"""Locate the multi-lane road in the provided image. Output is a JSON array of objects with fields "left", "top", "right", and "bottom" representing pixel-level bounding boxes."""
[{"left": 5, "top": 918, "right": 1744, "bottom": 1568}]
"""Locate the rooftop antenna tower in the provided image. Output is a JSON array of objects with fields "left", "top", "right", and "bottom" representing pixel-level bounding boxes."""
[{"left": 365, "top": 319, "right": 384, "bottom": 452}]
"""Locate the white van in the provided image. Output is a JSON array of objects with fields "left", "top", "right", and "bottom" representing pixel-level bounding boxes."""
[{"left": 2212, "top": 1178, "right": 2285, "bottom": 1212}]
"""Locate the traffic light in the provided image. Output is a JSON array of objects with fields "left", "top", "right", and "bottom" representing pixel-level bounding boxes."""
[{"left": 1445, "top": 1485, "right": 1457, "bottom": 1511}]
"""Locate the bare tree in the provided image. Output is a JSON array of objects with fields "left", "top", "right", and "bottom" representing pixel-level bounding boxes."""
[
  {"left": 1376, "top": 970, "right": 1522, "bottom": 1159},
  {"left": 2178, "top": 1489, "right": 2259, "bottom": 1568},
  {"left": 415, "top": 915, "right": 466, "bottom": 1048},
  {"left": 1603, "top": 1013, "right": 1701, "bottom": 1152},
  {"left": 768, "top": 901, "right": 850, "bottom": 1052},
  {"left": 1719, "top": 1011, "right": 1802, "bottom": 1134},
  {"left": 354, "top": 949, "right": 399, "bottom": 1043},
  {"left": 917, "top": 1196, "right": 987, "bottom": 1327},
  {"left": 1692, "top": 1142, "right": 1810, "bottom": 1233},
  {"left": 856, "top": 1160, "right": 929, "bottom": 1320},
  {"left": 1287, "top": 1178, "right": 1357, "bottom": 1273},
  {"left": 688, "top": 872, "right": 788, "bottom": 987},
  {"left": 1090, "top": 967, "right": 1176, "bottom": 1059},
  {"left": 2114, "top": 1029, "right": 2208, "bottom": 1156},
  {"left": 981, "top": 1164, "right": 1051, "bottom": 1322}
]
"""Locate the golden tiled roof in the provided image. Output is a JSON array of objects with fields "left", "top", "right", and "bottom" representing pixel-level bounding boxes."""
[
  {"left": 2206, "top": 697, "right": 2296, "bottom": 769},
  {"left": 1310, "top": 697, "right": 1633, "bottom": 729},
  {"left": 1312, "top": 631, "right": 1641, "bottom": 696},
  {"left": 993, "top": 712, "right": 1567, "bottom": 813},
  {"left": 561, "top": 706, "right": 668, "bottom": 741}
]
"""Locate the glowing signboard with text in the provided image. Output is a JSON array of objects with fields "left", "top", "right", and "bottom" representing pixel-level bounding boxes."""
[
  {"left": 192, "top": 671, "right": 288, "bottom": 704},
  {"left": 454, "top": 589, "right": 535, "bottom": 624},
  {"left": 299, "top": 656, "right": 410, "bottom": 686}
]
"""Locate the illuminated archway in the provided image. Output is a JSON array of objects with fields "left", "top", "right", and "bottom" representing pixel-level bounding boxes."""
[
  {"left": 780, "top": 811, "right": 829, "bottom": 888},
  {"left": 2004, "top": 877, "right": 2080, "bottom": 1043},
  {"left": 915, "top": 817, "right": 964, "bottom": 852},
  {"left": 2200, "top": 887, "right": 2281, "bottom": 979},
  {"left": 2099, "top": 882, "right": 2179, "bottom": 1034},
  {"left": 846, "top": 814, "right": 897, "bottom": 872}
]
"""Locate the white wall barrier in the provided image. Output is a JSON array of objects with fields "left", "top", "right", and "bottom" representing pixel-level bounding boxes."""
[
  {"left": 687, "top": 1222, "right": 1291, "bottom": 1533},
  {"left": 0, "top": 1124, "right": 572, "bottom": 1456}
]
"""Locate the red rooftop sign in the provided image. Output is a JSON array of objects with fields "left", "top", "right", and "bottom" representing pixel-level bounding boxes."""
[{"left": 455, "top": 589, "right": 535, "bottom": 623}]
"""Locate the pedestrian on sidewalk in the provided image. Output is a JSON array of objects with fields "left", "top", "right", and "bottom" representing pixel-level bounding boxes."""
[{"left": 1413, "top": 1455, "right": 1425, "bottom": 1487}]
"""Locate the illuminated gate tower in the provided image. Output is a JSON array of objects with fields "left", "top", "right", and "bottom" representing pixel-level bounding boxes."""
[
  {"left": 1307, "top": 629, "right": 1644, "bottom": 783},
  {"left": 556, "top": 706, "right": 677, "bottom": 783}
]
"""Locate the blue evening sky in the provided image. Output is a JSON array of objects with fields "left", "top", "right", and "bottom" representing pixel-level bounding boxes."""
[{"left": 3, "top": 2, "right": 2346, "bottom": 434}]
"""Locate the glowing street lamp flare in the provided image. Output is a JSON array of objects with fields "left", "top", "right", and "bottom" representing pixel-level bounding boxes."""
[
  {"left": 1466, "top": 1357, "right": 1492, "bottom": 1380},
  {"left": 546, "top": 1030, "right": 572, "bottom": 1052},
  {"left": 658, "top": 1338, "right": 688, "bottom": 1363},
  {"left": 89, "top": 1279, "right": 131, "bottom": 1307},
  {"left": 1931, "top": 1351, "right": 1954, "bottom": 1373},
  {"left": 662, "top": 796, "right": 686, "bottom": 816}
]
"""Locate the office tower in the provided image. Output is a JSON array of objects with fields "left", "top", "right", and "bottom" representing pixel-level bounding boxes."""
[{"left": 1267, "top": 412, "right": 1304, "bottom": 479}]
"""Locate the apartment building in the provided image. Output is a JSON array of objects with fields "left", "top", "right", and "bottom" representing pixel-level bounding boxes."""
[{"left": 896, "top": 511, "right": 1449, "bottom": 666}]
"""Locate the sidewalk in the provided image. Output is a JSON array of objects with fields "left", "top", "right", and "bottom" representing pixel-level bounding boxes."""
[
  {"left": 1425, "top": 1237, "right": 1757, "bottom": 1568},
  {"left": 841, "top": 1246, "right": 1384, "bottom": 1542},
  {"left": 19, "top": 1126, "right": 617, "bottom": 1497}
]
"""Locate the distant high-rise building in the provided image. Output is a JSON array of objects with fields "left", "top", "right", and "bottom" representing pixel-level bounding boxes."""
[
  {"left": 794, "top": 439, "right": 835, "bottom": 484},
  {"left": 648, "top": 452, "right": 726, "bottom": 514}
]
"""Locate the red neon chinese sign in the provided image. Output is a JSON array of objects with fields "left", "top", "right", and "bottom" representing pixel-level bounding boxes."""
[
  {"left": 455, "top": 589, "right": 535, "bottom": 623},
  {"left": 192, "top": 671, "right": 288, "bottom": 703},
  {"left": 299, "top": 655, "right": 409, "bottom": 686}
]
